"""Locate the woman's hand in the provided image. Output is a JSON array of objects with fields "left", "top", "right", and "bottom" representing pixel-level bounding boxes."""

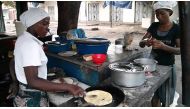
[
  {"left": 67, "top": 84, "right": 85, "bottom": 96},
  {"left": 146, "top": 37, "right": 154, "bottom": 47},
  {"left": 139, "top": 36, "right": 154, "bottom": 48},
  {"left": 152, "top": 39, "right": 165, "bottom": 49}
]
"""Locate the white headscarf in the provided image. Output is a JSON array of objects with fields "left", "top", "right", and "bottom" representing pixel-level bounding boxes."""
[
  {"left": 20, "top": 8, "right": 49, "bottom": 28},
  {"left": 153, "top": 1, "right": 177, "bottom": 11}
]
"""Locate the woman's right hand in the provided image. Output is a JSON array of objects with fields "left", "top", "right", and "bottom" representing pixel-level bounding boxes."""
[
  {"left": 139, "top": 37, "right": 154, "bottom": 48},
  {"left": 67, "top": 84, "right": 84, "bottom": 96}
]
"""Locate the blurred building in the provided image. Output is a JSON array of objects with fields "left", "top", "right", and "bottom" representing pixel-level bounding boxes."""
[{"left": 2, "top": 1, "right": 179, "bottom": 27}]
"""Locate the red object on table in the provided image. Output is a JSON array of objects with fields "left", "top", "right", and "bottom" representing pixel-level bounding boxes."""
[{"left": 92, "top": 54, "right": 107, "bottom": 65}]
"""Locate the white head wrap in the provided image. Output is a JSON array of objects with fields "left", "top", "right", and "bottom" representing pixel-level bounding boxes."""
[
  {"left": 153, "top": 1, "right": 177, "bottom": 11},
  {"left": 20, "top": 8, "right": 49, "bottom": 28}
]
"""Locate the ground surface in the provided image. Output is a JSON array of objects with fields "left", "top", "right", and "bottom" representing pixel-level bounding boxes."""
[{"left": 5, "top": 21, "right": 182, "bottom": 106}]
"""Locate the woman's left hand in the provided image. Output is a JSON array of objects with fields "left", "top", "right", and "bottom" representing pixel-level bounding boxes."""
[{"left": 152, "top": 39, "right": 165, "bottom": 49}]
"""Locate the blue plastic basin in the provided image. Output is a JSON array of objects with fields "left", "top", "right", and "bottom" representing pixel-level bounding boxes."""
[
  {"left": 47, "top": 43, "right": 71, "bottom": 53},
  {"left": 75, "top": 43, "right": 109, "bottom": 55}
]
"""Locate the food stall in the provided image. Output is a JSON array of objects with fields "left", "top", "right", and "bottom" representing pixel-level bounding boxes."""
[
  {"left": 1, "top": 1, "right": 181, "bottom": 106},
  {"left": 46, "top": 43, "right": 172, "bottom": 107}
]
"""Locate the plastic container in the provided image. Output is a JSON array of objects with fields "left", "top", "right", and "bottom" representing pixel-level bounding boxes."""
[
  {"left": 74, "top": 38, "right": 110, "bottom": 55},
  {"left": 92, "top": 54, "right": 107, "bottom": 65},
  {"left": 75, "top": 43, "right": 109, "bottom": 55},
  {"left": 55, "top": 36, "right": 67, "bottom": 43},
  {"left": 115, "top": 44, "right": 123, "bottom": 54},
  {"left": 47, "top": 43, "right": 71, "bottom": 53}
]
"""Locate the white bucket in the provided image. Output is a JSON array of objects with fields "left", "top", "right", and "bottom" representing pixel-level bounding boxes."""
[{"left": 115, "top": 44, "right": 123, "bottom": 54}]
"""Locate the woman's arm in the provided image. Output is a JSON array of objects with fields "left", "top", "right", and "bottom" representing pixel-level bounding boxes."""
[
  {"left": 24, "top": 66, "right": 84, "bottom": 96},
  {"left": 152, "top": 38, "right": 180, "bottom": 55}
]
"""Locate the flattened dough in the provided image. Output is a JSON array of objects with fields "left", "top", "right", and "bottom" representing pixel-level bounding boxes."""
[
  {"left": 52, "top": 77, "right": 74, "bottom": 84},
  {"left": 84, "top": 90, "right": 112, "bottom": 106}
]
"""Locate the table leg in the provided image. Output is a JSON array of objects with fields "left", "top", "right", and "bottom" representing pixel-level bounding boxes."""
[{"left": 165, "top": 76, "right": 171, "bottom": 107}]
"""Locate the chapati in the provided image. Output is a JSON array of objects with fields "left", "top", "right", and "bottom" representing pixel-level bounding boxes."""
[{"left": 84, "top": 90, "right": 112, "bottom": 106}]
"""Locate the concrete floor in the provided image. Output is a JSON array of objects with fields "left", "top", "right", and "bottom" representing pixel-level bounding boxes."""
[{"left": 4, "top": 21, "right": 182, "bottom": 106}]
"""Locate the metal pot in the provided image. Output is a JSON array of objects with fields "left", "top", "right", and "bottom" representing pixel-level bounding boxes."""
[
  {"left": 109, "top": 62, "right": 145, "bottom": 87},
  {"left": 134, "top": 58, "right": 158, "bottom": 72}
]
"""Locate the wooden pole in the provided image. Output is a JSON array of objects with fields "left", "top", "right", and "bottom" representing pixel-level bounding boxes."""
[
  {"left": 57, "top": 1, "right": 81, "bottom": 35},
  {"left": 15, "top": 1, "right": 28, "bottom": 21}
]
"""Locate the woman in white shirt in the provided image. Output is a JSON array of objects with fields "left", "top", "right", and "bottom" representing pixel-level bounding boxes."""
[{"left": 13, "top": 8, "right": 84, "bottom": 107}]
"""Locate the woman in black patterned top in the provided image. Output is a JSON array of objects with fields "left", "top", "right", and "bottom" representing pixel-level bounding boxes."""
[{"left": 139, "top": 1, "right": 180, "bottom": 107}]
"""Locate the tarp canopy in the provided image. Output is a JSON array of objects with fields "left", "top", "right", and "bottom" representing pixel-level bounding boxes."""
[{"left": 103, "top": 1, "right": 132, "bottom": 9}]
